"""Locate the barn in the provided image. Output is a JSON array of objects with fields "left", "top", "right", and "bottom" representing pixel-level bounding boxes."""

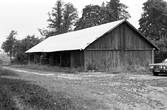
[{"left": 26, "top": 20, "right": 158, "bottom": 71}]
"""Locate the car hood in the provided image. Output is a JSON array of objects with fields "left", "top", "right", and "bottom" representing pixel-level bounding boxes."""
[{"left": 149, "top": 63, "right": 167, "bottom": 66}]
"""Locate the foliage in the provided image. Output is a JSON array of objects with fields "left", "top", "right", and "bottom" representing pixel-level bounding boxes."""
[
  {"left": 139, "top": 0, "right": 167, "bottom": 41},
  {"left": 13, "top": 35, "right": 43, "bottom": 64},
  {"left": 150, "top": 39, "right": 167, "bottom": 62},
  {"left": 74, "top": 0, "right": 130, "bottom": 30},
  {"left": 139, "top": 0, "right": 167, "bottom": 61},
  {"left": 74, "top": 5, "right": 112, "bottom": 30},
  {"left": 106, "top": 0, "right": 130, "bottom": 20},
  {"left": 1, "top": 30, "right": 17, "bottom": 61},
  {"left": 39, "top": 0, "right": 78, "bottom": 38},
  {"left": 1, "top": 33, "right": 43, "bottom": 64}
]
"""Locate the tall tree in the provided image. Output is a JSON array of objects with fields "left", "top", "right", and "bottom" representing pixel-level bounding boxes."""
[
  {"left": 41, "top": 0, "right": 78, "bottom": 38},
  {"left": 139, "top": 0, "right": 167, "bottom": 61},
  {"left": 74, "top": 5, "right": 113, "bottom": 30},
  {"left": 139, "top": 0, "right": 167, "bottom": 41},
  {"left": 1, "top": 30, "right": 17, "bottom": 61},
  {"left": 75, "top": 0, "right": 130, "bottom": 30},
  {"left": 106, "top": 0, "right": 130, "bottom": 20}
]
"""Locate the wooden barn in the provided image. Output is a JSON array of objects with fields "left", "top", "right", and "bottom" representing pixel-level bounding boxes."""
[{"left": 26, "top": 20, "right": 158, "bottom": 71}]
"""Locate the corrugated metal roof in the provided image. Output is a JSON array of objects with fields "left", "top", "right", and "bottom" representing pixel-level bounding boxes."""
[{"left": 25, "top": 19, "right": 158, "bottom": 53}]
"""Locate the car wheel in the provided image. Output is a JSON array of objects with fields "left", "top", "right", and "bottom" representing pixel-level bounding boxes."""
[{"left": 153, "top": 72, "right": 158, "bottom": 76}]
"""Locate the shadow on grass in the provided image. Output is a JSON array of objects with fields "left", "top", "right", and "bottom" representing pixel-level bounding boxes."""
[{"left": 0, "top": 68, "right": 78, "bottom": 110}]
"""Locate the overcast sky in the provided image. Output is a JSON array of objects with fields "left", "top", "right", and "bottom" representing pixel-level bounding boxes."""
[{"left": 0, "top": 0, "right": 149, "bottom": 47}]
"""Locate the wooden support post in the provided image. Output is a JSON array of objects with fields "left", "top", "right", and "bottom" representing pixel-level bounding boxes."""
[
  {"left": 60, "top": 52, "right": 62, "bottom": 66},
  {"left": 83, "top": 50, "right": 87, "bottom": 71},
  {"left": 70, "top": 52, "right": 73, "bottom": 68},
  {"left": 52, "top": 53, "right": 54, "bottom": 66},
  {"left": 152, "top": 48, "right": 155, "bottom": 63},
  {"left": 34, "top": 53, "right": 36, "bottom": 63},
  {"left": 28, "top": 53, "right": 30, "bottom": 65}
]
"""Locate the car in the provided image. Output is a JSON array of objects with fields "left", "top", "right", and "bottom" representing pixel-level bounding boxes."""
[{"left": 149, "top": 59, "right": 167, "bottom": 76}]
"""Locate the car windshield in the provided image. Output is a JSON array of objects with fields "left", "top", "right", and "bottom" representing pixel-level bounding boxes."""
[{"left": 162, "top": 58, "right": 167, "bottom": 63}]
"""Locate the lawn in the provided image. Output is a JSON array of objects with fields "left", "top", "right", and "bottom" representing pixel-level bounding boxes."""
[
  {"left": 0, "top": 67, "right": 77, "bottom": 110},
  {"left": 1, "top": 66, "right": 167, "bottom": 110}
]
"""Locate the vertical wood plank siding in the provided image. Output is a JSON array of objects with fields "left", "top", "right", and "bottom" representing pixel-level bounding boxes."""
[
  {"left": 124, "top": 24, "right": 152, "bottom": 49},
  {"left": 84, "top": 50, "right": 121, "bottom": 71},
  {"left": 71, "top": 50, "right": 84, "bottom": 67},
  {"left": 87, "top": 25, "right": 121, "bottom": 49},
  {"left": 84, "top": 50, "right": 151, "bottom": 70},
  {"left": 84, "top": 23, "right": 154, "bottom": 70}
]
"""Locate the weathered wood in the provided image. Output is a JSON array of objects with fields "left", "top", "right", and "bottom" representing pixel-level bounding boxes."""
[
  {"left": 152, "top": 48, "right": 155, "bottom": 63},
  {"left": 28, "top": 53, "right": 30, "bottom": 65},
  {"left": 71, "top": 50, "right": 84, "bottom": 68},
  {"left": 124, "top": 23, "right": 152, "bottom": 49},
  {"left": 86, "top": 49, "right": 121, "bottom": 51},
  {"left": 86, "top": 25, "right": 121, "bottom": 50},
  {"left": 60, "top": 52, "right": 62, "bottom": 66},
  {"left": 125, "top": 48, "right": 153, "bottom": 51},
  {"left": 84, "top": 23, "right": 154, "bottom": 70}
]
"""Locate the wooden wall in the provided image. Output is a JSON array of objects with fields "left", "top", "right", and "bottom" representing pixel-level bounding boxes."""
[
  {"left": 124, "top": 24, "right": 153, "bottom": 49},
  {"left": 84, "top": 50, "right": 121, "bottom": 71},
  {"left": 87, "top": 24, "right": 122, "bottom": 50},
  {"left": 84, "top": 23, "right": 154, "bottom": 70},
  {"left": 71, "top": 50, "right": 84, "bottom": 68}
]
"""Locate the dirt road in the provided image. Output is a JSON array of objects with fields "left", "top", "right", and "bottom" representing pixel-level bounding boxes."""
[{"left": 2, "top": 66, "right": 167, "bottom": 110}]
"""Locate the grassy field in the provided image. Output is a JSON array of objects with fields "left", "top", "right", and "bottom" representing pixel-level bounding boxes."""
[
  {"left": 1, "top": 66, "right": 167, "bottom": 110},
  {"left": 0, "top": 67, "right": 77, "bottom": 110}
]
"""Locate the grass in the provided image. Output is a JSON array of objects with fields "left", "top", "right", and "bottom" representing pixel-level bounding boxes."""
[
  {"left": 10, "top": 64, "right": 85, "bottom": 73},
  {"left": 0, "top": 68, "right": 77, "bottom": 110},
  {"left": 1, "top": 65, "right": 167, "bottom": 109},
  {"left": 10, "top": 62, "right": 149, "bottom": 74}
]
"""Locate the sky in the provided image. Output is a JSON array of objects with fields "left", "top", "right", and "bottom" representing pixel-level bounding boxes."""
[{"left": 0, "top": 0, "right": 148, "bottom": 48}]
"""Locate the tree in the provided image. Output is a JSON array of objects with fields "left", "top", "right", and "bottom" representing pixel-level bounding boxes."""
[
  {"left": 139, "top": 0, "right": 167, "bottom": 62},
  {"left": 13, "top": 35, "right": 43, "bottom": 64},
  {"left": 41, "top": 0, "right": 78, "bottom": 38},
  {"left": 106, "top": 0, "right": 130, "bottom": 20},
  {"left": 74, "top": 0, "right": 130, "bottom": 30},
  {"left": 139, "top": 0, "right": 167, "bottom": 41},
  {"left": 74, "top": 5, "right": 113, "bottom": 30},
  {"left": 1, "top": 30, "right": 17, "bottom": 61}
]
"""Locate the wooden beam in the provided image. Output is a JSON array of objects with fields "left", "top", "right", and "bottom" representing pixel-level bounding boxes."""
[
  {"left": 125, "top": 48, "right": 152, "bottom": 51},
  {"left": 86, "top": 49, "right": 121, "bottom": 51}
]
